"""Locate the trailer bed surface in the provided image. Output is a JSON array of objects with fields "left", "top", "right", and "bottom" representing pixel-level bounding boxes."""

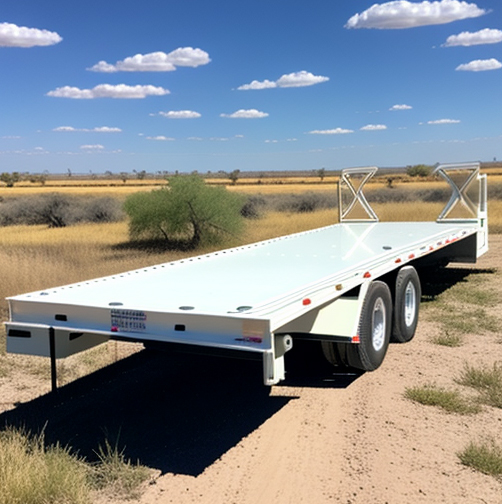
[{"left": 8, "top": 221, "right": 478, "bottom": 323}]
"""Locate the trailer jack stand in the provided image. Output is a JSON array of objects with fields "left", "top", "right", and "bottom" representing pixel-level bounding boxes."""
[{"left": 49, "top": 327, "right": 58, "bottom": 393}]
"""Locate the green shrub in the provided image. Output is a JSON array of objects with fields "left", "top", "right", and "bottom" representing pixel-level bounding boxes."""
[
  {"left": 458, "top": 439, "right": 502, "bottom": 477},
  {"left": 124, "top": 174, "right": 245, "bottom": 249},
  {"left": 406, "top": 164, "right": 433, "bottom": 177},
  {"left": 404, "top": 384, "right": 481, "bottom": 414}
]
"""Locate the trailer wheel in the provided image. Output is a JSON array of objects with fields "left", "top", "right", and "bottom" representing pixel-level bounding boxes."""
[
  {"left": 321, "top": 340, "right": 350, "bottom": 368},
  {"left": 346, "top": 280, "right": 392, "bottom": 371},
  {"left": 392, "top": 266, "right": 421, "bottom": 343}
]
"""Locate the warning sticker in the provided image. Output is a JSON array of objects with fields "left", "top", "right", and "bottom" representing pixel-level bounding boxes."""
[{"left": 111, "top": 309, "right": 147, "bottom": 333}]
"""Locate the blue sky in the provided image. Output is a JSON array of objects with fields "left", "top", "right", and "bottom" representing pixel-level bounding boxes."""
[{"left": 1, "top": 0, "right": 501, "bottom": 174}]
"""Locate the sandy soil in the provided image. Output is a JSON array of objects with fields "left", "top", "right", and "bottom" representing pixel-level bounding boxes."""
[{"left": 1, "top": 237, "right": 501, "bottom": 504}]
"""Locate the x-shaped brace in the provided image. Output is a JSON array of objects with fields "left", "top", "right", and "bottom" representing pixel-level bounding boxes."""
[
  {"left": 338, "top": 167, "right": 379, "bottom": 222},
  {"left": 434, "top": 162, "right": 480, "bottom": 221}
]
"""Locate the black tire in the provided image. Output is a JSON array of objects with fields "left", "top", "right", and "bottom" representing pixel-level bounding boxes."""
[
  {"left": 345, "top": 280, "right": 392, "bottom": 371},
  {"left": 391, "top": 266, "right": 421, "bottom": 343},
  {"left": 321, "top": 340, "right": 350, "bottom": 368}
]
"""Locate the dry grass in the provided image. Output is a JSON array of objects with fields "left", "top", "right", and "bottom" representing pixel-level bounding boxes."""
[
  {"left": 0, "top": 427, "right": 151, "bottom": 504},
  {"left": 0, "top": 427, "right": 90, "bottom": 504},
  {"left": 458, "top": 439, "right": 502, "bottom": 478},
  {"left": 457, "top": 362, "right": 502, "bottom": 409}
]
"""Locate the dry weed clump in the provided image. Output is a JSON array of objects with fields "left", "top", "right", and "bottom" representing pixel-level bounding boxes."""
[
  {"left": 0, "top": 427, "right": 151, "bottom": 504},
  {"left": 0, "top": 428, "right": 90, "bottom": 504},
  {"left": 457, "top": 362, "right": 502, "bottom": 409},
  {"left": 404, "top": 384, "right": 481, "bottom": 414},
  {"left": 458, "top": 439, "right": 502, "bottom": 478}
]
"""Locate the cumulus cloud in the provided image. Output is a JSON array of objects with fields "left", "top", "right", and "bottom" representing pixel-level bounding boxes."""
[
  {"left": 146, "top": 136, "right": 175, "bottom": 141},
  {"left": 80, "top": 144, "right": 105, "bottom": 150},
  {"left": 47, "top": 84, "right": 170, "bottom": 99},
  {"left": 361, "top": 124, "right": 387, "bottom": 131},
  {"left": 308, "top": 128, "right": 354, "bottom": 134},
  {"left": 220, "top": 109, "right": 269, "bottom": 118},
  {"left": 53, "top": 126, "right": 122, "bottom": 132},
  {"left": 443, "top": 28, "right": 502, "bottom": 46},
  {"left": 0, "top": 22, "right": 62, "bottom": 47},
  {"left": 276, "top": 71, "right": 329, "bottom": 87},
  {"left": 345, "top": 0, "right": 486, "bottom": 30},
  {"left": 390, "top": 104, "right": 412, "bottom": 110},
  {"left": 158, "top": 110, "right": 201, "bottom": 119},
  {"left": 237, "top": 79, "right": 277, "bottom": 90},
  {"left": 88, "top": 47, "right": 210, "bottom": 72},
  {"left": 238, "top": 71, "right": 329, "bottom": 90},
  {"left": 427, "top": 118, "right": 461, "bottom": 124},
  {"left": 456, "top": 58, "right": 502, "bottom": 71}
]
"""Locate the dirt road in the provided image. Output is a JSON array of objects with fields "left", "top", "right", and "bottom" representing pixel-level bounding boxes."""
[{"left": 1, "top": 238, "right": 501, "bottom": 504}]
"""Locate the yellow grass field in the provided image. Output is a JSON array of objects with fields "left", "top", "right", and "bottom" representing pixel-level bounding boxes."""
[{"left": 2, "top": 170, "right": 502, "bottom": 198}]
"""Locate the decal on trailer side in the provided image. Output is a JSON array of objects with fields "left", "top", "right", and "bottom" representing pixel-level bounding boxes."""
[{"left": 111, "top": 309, "right": 147, "bottom": 333}]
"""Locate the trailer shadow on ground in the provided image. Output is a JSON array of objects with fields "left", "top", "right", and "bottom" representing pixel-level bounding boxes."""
[
  {"left": 419, "top": 266, "right": 496, "bottom": 301},
  {"left": 0, "top": 348, "right": 360, "bottom": 476}
]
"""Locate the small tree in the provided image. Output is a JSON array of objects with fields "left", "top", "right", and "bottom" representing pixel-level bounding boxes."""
[
  {"left": 124, "top": 174, "right": 245, "bottom": 249},
  {"left": 406, "top": 164, "right": 433, "bottom": 178},
  {"left": 228, "top": 169, "right": 240, "bottom": 185},
  {"left": 317, "top": 168, "right": 326, "bottom": 182},
  {"left": 0, "top": 172, "right": 21, "bottom": 187}
]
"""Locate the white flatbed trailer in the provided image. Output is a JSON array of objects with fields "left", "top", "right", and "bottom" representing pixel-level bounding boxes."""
[{"left": 4, "top": 163, "right": 488, "bottom": 388}]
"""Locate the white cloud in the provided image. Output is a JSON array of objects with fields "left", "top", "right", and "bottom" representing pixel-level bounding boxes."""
[
  {"left": 220, "top": 109, "right": 269, "bottom": 118},
  {"left": 53, "top": 126, "right": 122, "bottom": 132},
  {"left": 146, "top": 136, "right": 175, "bottom": 141},
  {"left": 361, "top": 124, "right": 387, "bottom": 131},
  {"left": 47, "top": 84, "right": 170, "bottom": 99},
  {"left": 80, "top": 144, "right": 105, "bottom": 150},
  {"left": 443, "top": 28, "right": 502, "bottom": 46},
  {"left": 93, "top": 126, "right": 122, "bottom": 132},
  {"left": 238, "top": 71, "right": 329, "bottom": 90},
  {"left": 88, "top": 47, "right": 210, "bottom": 72},
  {"left": 158, "top": 110, "right": 201, "bottom": 119},
  {"left": 345, "top": 0, "right": 486, "bottom": 30},
  {"left": 308, "top": 128, "right": 354, "bottom": 134},
  {"left": 456, "top": 58, "right": 502, "bottom": 71},
  {"left": 276, "top": 71, "right": 329, "bottom": 87},
  {"left": 390, "top": 104, "right": 412, "bottom": 110},
  {"left": 0, "top": 22, "right": 62, "bottom": 47},
  {"left": 427, "top": 118, "right": 461, "bottom": 124},
  {"left": 237, "top": 80, "right": 277, "bottom": 90}
]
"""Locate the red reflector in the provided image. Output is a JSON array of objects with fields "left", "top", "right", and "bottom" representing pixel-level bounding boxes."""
[
  {"left": 408, "top": 254, "right": 415, "bottom": 259},
  {"left": 303, "top": 298, "right": 311, "bottom": 306},
  {"left": 429, "top": 246, "right": 434, "bottom": 251},
  {"left": 395, "top": 258, "right": 402, "bottom": 263},
  {"left": 363, "top": 271, "right": 371, "bottom": 278},
  {"left": 352, "top": 335, "right": 360, "bottom": 343}
]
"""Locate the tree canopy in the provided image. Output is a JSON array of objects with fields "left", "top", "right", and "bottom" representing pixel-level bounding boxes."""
[{"left": 124, "top": 174, "right": 245, "bottom": 249}]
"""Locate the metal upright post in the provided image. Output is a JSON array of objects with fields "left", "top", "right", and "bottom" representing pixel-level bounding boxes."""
[{"left": 49, "top": 327, "right": 57, "bottom": 392}]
